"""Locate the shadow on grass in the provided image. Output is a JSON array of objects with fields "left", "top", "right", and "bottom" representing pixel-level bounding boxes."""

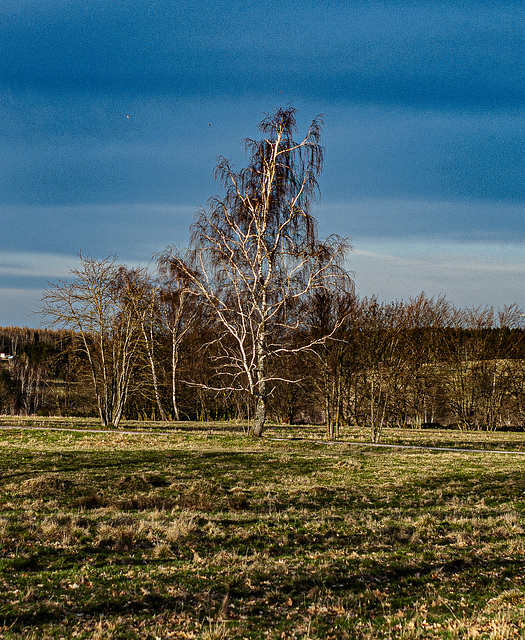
[
  {"left": 2, "top": 553, "right": 523, "bottom": 633},
  {"left": 0, "top": 448, "right": 323, "bottom": 489}
]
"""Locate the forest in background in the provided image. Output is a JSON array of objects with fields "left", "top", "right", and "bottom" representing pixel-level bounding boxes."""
[{"left": 2, "top": 292, "right": 525, "bottom": 440}]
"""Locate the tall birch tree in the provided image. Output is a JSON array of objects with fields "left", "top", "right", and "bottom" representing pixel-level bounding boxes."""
[{"left": 168, "top": 107, "right": 351, "bottom": 436}]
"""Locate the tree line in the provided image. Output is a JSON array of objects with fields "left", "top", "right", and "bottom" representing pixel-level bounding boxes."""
[
  {"left": 3, "top": 291, "right": 525, "bottom": 439},
  {"left": 3, "top": 107, "right": 524, "bottom": 439}
]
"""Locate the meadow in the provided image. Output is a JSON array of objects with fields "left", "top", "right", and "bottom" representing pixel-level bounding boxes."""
[{"left": 0, "top": 418, "right": 524, "bottom": 639}]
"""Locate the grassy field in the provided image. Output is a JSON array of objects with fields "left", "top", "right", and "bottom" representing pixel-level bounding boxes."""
[{"left": 0, "top": 419, "right": 524, "bottom": 638}]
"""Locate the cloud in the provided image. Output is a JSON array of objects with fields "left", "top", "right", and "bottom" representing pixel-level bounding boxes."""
[
  {"left": 0, "top": 287, "right": 44, "bottom": 328},
  {"left": 1, "top": 228, "right": 524, "bottom": 329},
  {"left": 354, "top": 247, "right": 525, "bottom": 275},
  {"left": 0, "top": 251, "right": 77, "bottom": 278},
  {"left": 0, "top": 249, "right": 152, "bottom": 328},
  {"left": 1, "top": 95, "right": 522, "bottom": 214},
  {"left": 0, "top": 93, "right": 262, "bottom": 207},
  {"left": 2, "top": 1, "right": 523, "bottom": 110},
  {"left": 321, "top": 107, "right": 524, "bottom": 204},
  {"left": 317, "top": 198, "right": 525, "bottom": 241},
  {"left": 351, "top": 237, "right": 525, "bottom": 308},
  {"left": 0, "top": 204, "right": 194, "bottom": 259},
  {"left": 0, "top": 1, "right": 522, "bottom": 327}
]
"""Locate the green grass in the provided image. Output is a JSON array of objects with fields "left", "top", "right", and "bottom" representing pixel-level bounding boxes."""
[{"left": 0, "top": 419, "right": 524, "bottom": 638}]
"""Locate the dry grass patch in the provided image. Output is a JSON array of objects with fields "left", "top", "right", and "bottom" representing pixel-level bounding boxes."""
[
  {"left": 165, "top": 511, "right": 198, "bottom": 542},
  {"left": 14, "top": 473, "right": 75, "bottom": 497},
  {"left": 0, "top": 423, "right": 524, "bottom": 638}
]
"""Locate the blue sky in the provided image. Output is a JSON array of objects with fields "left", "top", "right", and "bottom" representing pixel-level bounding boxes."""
[{"left": 1, "top": 0, "right": 523, "bottom": 327}]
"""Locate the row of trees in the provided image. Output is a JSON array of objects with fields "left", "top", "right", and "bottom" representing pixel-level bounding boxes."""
[
  {"left": 2, "top": 293, "right": 525, "bottom": 439},
  {"left": 303, "top": 293, "right": 525, "bottom": 440},
  {"left": 0, "top": 327, "right": 82, "bottom": 416},
  {"left": 4, "top": 106, "right": 522, "bottom": 439},
  {"left": 42, "top": 107, "right": 352, "bottom": 436}
]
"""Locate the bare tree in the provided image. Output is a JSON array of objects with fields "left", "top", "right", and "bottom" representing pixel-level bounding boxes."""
[
  {"left": 396, "top": 293, "right": 455, "bottom": 428},
  {"left": 355, "top": 298, "right": 407, "bottom": 443},
  {"left": 156, "top": 249, "right": 203, "bottom": 420},
  {"left": 41, "top": 256, "right": 144, "bottom": 427},
  {"left": 446, "top": 304, "right": 525, "bottom": 431},
  {"left": 303, "top": 287, "right": 357, "bottom": 438},
  {"left": 121, "top": 269, "right": 169, "bottom": 422},
  {"left": 168, "top": 107, "right": 352, "bottom": 435}
]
